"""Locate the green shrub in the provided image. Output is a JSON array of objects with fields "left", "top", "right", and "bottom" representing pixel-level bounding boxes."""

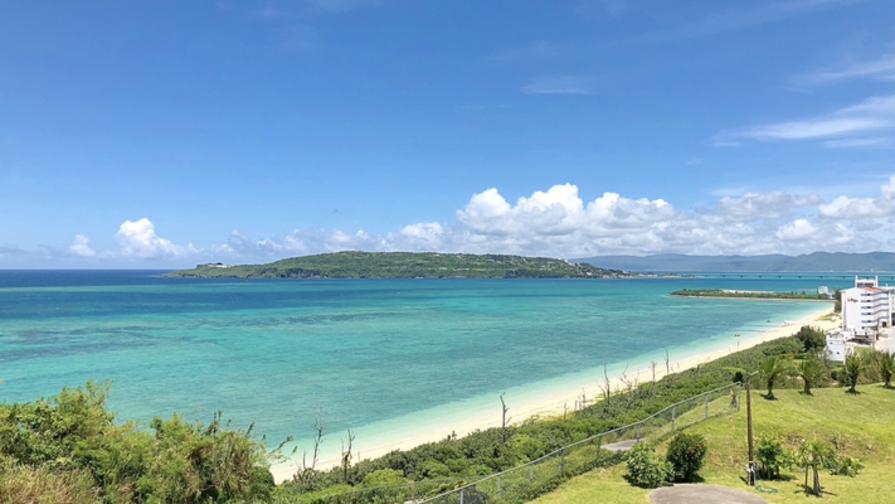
[
  {"left": 361, "top": 469, "right": 406, "bottom": 487},
  {"left": 625, "top": 443, "right": 672, "bottom": 488},
  {"left": 830, "top": 455, "right": 864, "bottom": 477},
  {"left": 414, "top": 460, "right": 451, "bottom": 480},
  {"left": 666, "top": 433, "right": 707, "bottom": 482},
  {"left": 755, "top": 433, "right": 792, "bottom": 480},
  {"left": 0, "top": 455, "right": 98, "bottom": 504}
]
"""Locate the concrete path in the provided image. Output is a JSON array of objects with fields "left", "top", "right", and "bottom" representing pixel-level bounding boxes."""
[
  {"left": 649, "top": 484, "right": 770, "bottom": 504},
  {"left": 601, "top": 439, "right": 638, "bottom": 452}
]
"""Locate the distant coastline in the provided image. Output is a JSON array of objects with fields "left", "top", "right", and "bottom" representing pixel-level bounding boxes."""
[{"left": 669, "top": 288, "right": 834, "bottom": 302}]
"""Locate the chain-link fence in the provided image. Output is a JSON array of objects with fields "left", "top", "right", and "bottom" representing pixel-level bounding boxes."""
[
  {"left": 417, "top": 381, "right": 741, "bottom": 504},
  {"left": 290, "top": 382, "right": 742, "bottom": 504}
]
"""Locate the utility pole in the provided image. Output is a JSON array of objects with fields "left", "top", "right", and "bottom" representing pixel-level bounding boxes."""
[{"left": 745, "top": 374, "right": 755, "bottom": 486}]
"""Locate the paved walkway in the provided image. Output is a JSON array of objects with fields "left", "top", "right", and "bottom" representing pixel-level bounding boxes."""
[
  {"left": 649, "top": 484, "right": 770, "bottom": 504},
  {"left": 602, "top": 439, "right": 638, "bottom": 452}
]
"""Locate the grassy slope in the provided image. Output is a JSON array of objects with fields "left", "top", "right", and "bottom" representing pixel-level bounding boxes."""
[{"left": 532, "top": 385, "right": 895, "bottom": 504}]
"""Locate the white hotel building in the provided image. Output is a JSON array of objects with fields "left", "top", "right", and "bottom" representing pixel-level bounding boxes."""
[{"left": 841, "top": 276, "right": 895, "bottom": 333}]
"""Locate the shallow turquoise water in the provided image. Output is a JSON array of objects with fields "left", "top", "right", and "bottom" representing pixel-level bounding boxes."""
[{"left": 0, "top": 271, "right": 846, "bottom": 460}]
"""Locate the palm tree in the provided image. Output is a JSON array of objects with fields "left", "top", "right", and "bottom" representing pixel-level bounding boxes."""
[
  {"left": 878, "top": 350, "right": 895, "bottom": 389},
  {"left": 796, "top": 439, "right": 836, "bottom": 496},
  {"left": 759, "top": 355, "right": 790, "bottom": 400},
  {"left": 844, "top": 352, "right": 864, "bottom": 394},
  {"left": 795, "top": 357, "right": 824, "bottom": 395}
]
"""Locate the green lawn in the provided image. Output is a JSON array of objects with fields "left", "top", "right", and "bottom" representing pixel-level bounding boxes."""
[{"left": 532, "top": 385, "right": 895, "bottom": 504}]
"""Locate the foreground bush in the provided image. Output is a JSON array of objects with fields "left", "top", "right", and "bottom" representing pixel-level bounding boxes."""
[
  {"left": 0, "top": 381, "right": 275, "bottom": 503},
  {"left": 755, "top": 433, "right": 791, "bottom": 480},
  {"left": 830, "top": 455, "right": 864, "bottom": 477},
  {"left": 625, "top": 443, "right": 672, "bottom": 488},
  {"left": 0, "top": 454, "right": 98, "bottom": 504},
  {"left": 666, "top": 433, "right": 707, "bottom": 482}
]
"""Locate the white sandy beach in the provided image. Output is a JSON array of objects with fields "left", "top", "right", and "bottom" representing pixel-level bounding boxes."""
[{"left": 271, "top": 307, "right": 836, "bottom": 483}]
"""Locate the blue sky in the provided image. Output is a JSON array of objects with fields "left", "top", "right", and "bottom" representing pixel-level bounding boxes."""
[{"left": 2, "top": 0, "right": 895, "bottom": 268}]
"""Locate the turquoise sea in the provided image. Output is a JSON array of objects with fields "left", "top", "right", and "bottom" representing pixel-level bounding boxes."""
[{"left": 0, "top": 271, "right": 855, "bottom": 467}]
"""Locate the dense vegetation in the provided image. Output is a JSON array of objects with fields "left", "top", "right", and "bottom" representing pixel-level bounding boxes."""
[
  {"left": 670, "top": 288, "right": 832, "bottom": 301},
  {"left": 0, "top": 382, "right": 275, "bottom": 504},
  {"left": 166, "top": 252, "right": 631, "bottom": 279}
]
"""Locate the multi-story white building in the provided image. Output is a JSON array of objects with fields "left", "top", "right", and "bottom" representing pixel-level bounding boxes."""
[{"left": 841, "top": 276, "right": 895, "bottom": 332}]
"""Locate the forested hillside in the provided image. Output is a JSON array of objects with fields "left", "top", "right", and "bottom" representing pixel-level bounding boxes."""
[{"left": 168, "top": 252, "right": 630, "bottom": 279}]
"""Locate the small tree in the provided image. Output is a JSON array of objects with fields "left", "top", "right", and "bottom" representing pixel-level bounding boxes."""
[
  {"left": 665, "top": 433, "right": 707, "bottom": 482},
  {"left": 795, "top": 357, "right": 825, "bottom": 395},
  {"left": 794, "top": 326, "right": 826, "bottom": 354},
  {"left": 759, "top": 355, "right": 790, "bottom": 400},
  {"left": 796, "top": 439, "right": 836, "bottom": 496},
  {"left": 755, "top": 433, "right": 792, "bottom": 479},
  {"left": 844, "top": 352, "right": 864, "bottom": 394},
  {"left": 625, "top": 443, "right": 672, "bottom": 488},
  {"left": 878, "top": 350, "right": 895, "bottom": 389}
]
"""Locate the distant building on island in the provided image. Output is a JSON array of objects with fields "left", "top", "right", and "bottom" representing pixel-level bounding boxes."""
[{"left": 826, "top": 276, "right": 895, "bottom": 362}]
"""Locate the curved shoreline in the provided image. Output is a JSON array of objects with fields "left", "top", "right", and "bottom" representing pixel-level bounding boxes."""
[{"left": 270, "top": 306, "right": 836, "bottom": 483}]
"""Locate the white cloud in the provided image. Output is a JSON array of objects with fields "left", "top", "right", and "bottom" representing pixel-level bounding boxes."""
[
  {"left": 742, "top": 118, "right": 887, "bottom": 140},
  {"left": 708, "top": 191, "right": 822, "bottom": 223},
  {"left": 797, "top": 53, "right": 895, "bottom": 85},
  {"left": 776, "top": 219, "right": 818, "bottom": 241},
  {"left": 718, "top": 94, "right": 895, "bottom": 145},
  {"left": 68, "top": 234, "right": 96, "bottom": 257},
  {"left": 116, "top": 218, "right": 195, "bottom": 259},
  {"left": 818, "top": 175, "right": 895, "bottom": 219}
]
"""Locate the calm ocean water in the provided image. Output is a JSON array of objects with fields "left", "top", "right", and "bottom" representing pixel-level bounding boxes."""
[{"left": 0, "top": 270, "right": 853, "bottom": 460}]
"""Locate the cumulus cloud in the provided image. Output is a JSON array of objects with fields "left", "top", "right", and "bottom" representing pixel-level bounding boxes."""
[
  {"left": 818, "top": 175, "right": 895, "bottom": 219},
  {"left": 705, "top": 191, "right": 822, "bottom": 223},
  {"left": 68, "top": 234, "right": 96, "bottom": 257},
  {"left": 776, "top": 219, "right": 818, "bottom": 241},
  {"left": 116, "top": 218, "right": 195, "bottom": 259}
]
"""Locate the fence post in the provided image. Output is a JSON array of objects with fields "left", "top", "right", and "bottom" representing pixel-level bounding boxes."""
[
  {"left": 704, "top": 392, "right": 709, "bottom": 419},
  {"left": 460, "top": 488, "right": 464, "bottom": 504},
  {"left": 636, "top": 421, "right": 641, "bottom": 442},
  {"left": 596, "top": 434, "right": 602, "bottom": 465},
  {"left": 737, "top": 383, "right": 742, "bottom": 411},
  {"left": 671, "top": 405, "right": 676, "bottom": 433},
  {"left": 560, "top": 448, "right": 566, "bottom": 478},
  {"left": 529, "top": 464, "right": 533, "bottom": 484},
  {"left": 497, "top": 474, "right": 501, "bottom": 501}
]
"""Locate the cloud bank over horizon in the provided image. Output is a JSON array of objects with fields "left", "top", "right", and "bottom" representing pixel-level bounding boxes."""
[{"left": 6, "top": 176, "right": 895, "bottom": 268}]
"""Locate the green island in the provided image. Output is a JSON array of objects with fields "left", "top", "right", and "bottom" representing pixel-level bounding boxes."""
[
  {"left": 5, "top": 325, "right": 894, "bottom": 503},
  {"left": 166, "top": 251, "right": 634, "bottom": 279},
  {"left": 670, "top": 288, "right": 834, "bottom": 301}
]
